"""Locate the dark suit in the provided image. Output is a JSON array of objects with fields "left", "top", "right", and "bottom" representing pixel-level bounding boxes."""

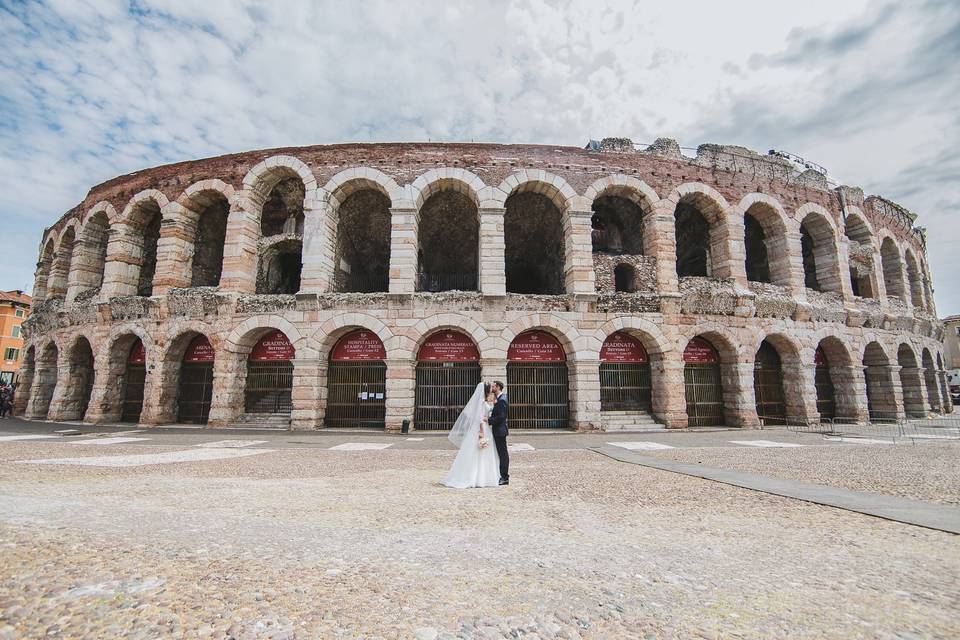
[{"left": 489, "top": 392, "right": 509, "bottom": 481}]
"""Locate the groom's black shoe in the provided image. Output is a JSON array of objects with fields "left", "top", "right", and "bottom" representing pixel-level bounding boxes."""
[{"left": 499, "top": 478, "right": 509, "bottom": 485}]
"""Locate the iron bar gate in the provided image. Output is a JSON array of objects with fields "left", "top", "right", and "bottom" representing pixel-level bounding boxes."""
[
  {"left": 754, "top": 344, "right": 786, "bottom": 425},
  {"left": 506, "top": 362, "right": 569, "bottom": 429},
  {"left": 244, "top": 361, "right": 293, "bottom": 414},
  {"left": 600, "top": 363, "right": 651, "bottom": 411},
  {"left": 814, "top": 363, "right": 836, "bottom": 421},
  {"left": 326, "top": 361, "right": 386, "bottom": 428},
  {"left": 414, "top": 362, "right": 480, "bottom": 430},
  {"left": 121, "top": 364, "right": 146, "bottom": 423},
  {"left": 683, "top": 363, "right": 724, "bottom": 427},
  {"left": 178, "top": 363, "right": 214, "bottom": 424}
]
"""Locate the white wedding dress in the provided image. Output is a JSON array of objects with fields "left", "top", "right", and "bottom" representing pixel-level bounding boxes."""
[{"left": 442, "top": 382, "right": 501, "bottom": 488}]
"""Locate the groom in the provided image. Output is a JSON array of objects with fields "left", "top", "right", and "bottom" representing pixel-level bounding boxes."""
[{"left": 489, "top": 380, "right": 509, "bottom": 485}]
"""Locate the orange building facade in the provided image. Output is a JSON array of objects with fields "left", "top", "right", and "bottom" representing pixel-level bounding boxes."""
[{"left": 0, "top": 290, "right": 31, "bottom": 385}]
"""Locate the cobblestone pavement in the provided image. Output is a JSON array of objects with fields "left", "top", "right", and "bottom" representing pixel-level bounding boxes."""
[{"left": 0, "top": 443, "right": 958, "bottom": 639}]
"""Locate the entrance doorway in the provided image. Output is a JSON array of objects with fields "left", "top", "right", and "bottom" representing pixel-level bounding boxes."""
[
  {"left": 506, "top": 330, "right": 569, "bottom": 429},
  {"left": 753, "top": 340, "right": 787, "bottom": 425},
  {"left": 599, "top": 332, "right": 651, "bottom": 410},
  {"left": 326, "top": 330, "right": 387, "bottom": 428},
  {"left": 683, "top": 337, "right": 724, "bottom": 427},
  {"left": 814, "top": 347, "right": 836, "bottom": 421},
  {"left": 414, "top": 331, "right": 481, "bottom": 430},
  {"left": 177, "top": 335, "right": 215, "bottom": 424},
  {"left": 121, "top": 339, "right": 146, "bottom": 423},
  {"left": 244, "top": 330, "right": 294, "bottom": 415}
]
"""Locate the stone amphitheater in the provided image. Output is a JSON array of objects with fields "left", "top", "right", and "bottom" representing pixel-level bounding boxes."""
[{"left": 15, "top": 138, "right": 952, "bottom": 431}]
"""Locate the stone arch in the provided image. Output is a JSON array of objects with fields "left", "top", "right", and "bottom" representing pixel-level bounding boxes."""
[
  {"left": 68, "top": 202, "right": 114, "bottom": 302},
  {"left": 862, "top": 340, "right": 898, "bottom": 421},
  {"left": 96, "top": 328, "right": 153, "bottom": 423},
  {"left": 34, "top": 237, "right": 56, "bottom": 301},
  {"left": 26, "top": 341, "right": 59, "bottom": 419},
  {"left": 752, "top": 332, "right": 805, "bottom": 424},
  {"left": 14, "top": 344, "right": 36, "bottom": 415},
  {"left": 737, "top": 194, "right": 791, "bottom": 286},
  {"left": 897, "top": 343, "right": 926, "bottom": 418},
  {"left": 226, "top": 315, "right": 311, "bottom": 356},
  {"left": 903, "top": 248, "right": 925, "bottom": 310},
  {"left": 118, "top": 190, "right": 168, "bottom": 297},
  {"left": 797, "top": 204, "right": 842, "bottom": 293},
  {"left": 844, "top": 208, "right": 878, "bottom": 298},
  {"left": 502, "top": 315, "right": 585, "bottom": 361},
  {"left": 413, "top": 171, "right": 483, "bottom": 292},
  {"left": 921, "top": 347, "right": 942, "bottom": 412},
  {"left": 408, "top": 314, "right": 492, "bottom": 361},
  {"left": 678, "top": 326, "right": 740, "bottom": 427},
  {"left": 586, "top": 174, "right": 659, "bottom": 256},
  {"left": 242, "top": 155, "right": 318, "bottom": 201},
  {"left": 668, "top": 183, "right": 731, "bottom": 279},
  {"left": 176, "top": 180, "right": 236, "bottom": 289},
  {"left": 57, "top": 333, "right": 96, "bottom": 421},
  {"left": 813, "top": 333, "right": 859, "bottom": 420},
  {"left": 323, "top": 167, "right": 402, "bottom": 206},
  {"left": 47, "top": 221, "right": 80, "bottom": 299},
  {"left": 493, "top": 171, "right": 577, "bottom": 212},
  {"left": 314, "top": 313, "right": 396, "bottom": 361},
  {"left": 879, "top": 235, "right": 906, "bottom": 303},
  {"left": 594, "top": 317, "right": 673, "bottom": 359},
  {"left": 154, "top": 325, "right": 221, "bottom": 424}
]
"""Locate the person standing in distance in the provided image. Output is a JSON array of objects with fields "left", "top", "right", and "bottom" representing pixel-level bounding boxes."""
[{"left": 489, "top": 380, "right": 510, "bottom": 485}]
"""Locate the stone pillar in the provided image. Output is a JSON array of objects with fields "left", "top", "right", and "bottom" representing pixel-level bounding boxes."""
[
  {"left": 83, "top": 359, "right": 119, "bottom": 424},
  {"left": 152, "top": 203, "right": 196, "bottom": 295},
  {"left": 725, "top": 362, "right": 760, "bottom": 428},
  {"left": 32, "top": 254, "right": 53, "bottom": 302},
  {"left": 784, "top": 230, "right": 807, "bottom": 298},
  {"left": 835, "top": 236, "right": 855, "bottom": 303},
  {"left": 651, "top": 355, "right": 688, "bottom": 428},
  {"left": 388, "top": 207, "right": 418, "bottom": 294},
  {"left": 722, "top": 213, "right": 749, "bottom": 287},
  {"left": 219, "top": 193, "right": 261, "bottom": 294},
  {"left": 569, "top": 358, "right": 600, "bottom": 431},
  {"left": 386, "top": 358, "right": 415, "bottom": 432},
  {"left": 899, "top": 365, "right": 927, "bottom": 418},
  {"left": 25, "top": 357, "right": 57, "bottom": 420},
  {"left": 563, "top": 206, "right": 596, "bottom": 294},
  {"left": 887, "top": 364, "right": 907, "bottom": 422},
  {"left": 479, "top": 208, "right": 506, "bottom": 296},
  {"left": 291, "top": 356, "right": 321, "bottom": 429},
  {"left": 135, "top": 361, "right": 162, "bottom": 426},
  {"left": 781, "top": 362, "right": 819, "bottom": 425},
  {"left": 300, "top": 195, "right": 336, "bottom": 294},
  {"left": 12, "top": 358, "right": 34, "bottom": 416},
  {"left": 939, "top": 370, "right": 954, "bottom": 413},
  {"left": 834, "top": 364, "right": 870, "bottom": 423},
  {"left": 481, "top": 359, "right": 508, "bottom": 387},
  {"left": 46, "top": 348, "right": 80, "bottom": 422},
  {"left": 207, "top": 351, "right": 247, "bottom": 427},
  {"left": 100, "top": 222, "right": 143, "bottom": 298}
]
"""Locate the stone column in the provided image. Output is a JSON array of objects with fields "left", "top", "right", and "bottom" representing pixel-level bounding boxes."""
[
  {"left": 45, "top": 349, "right": 73, "bottom": 422},
  {"left": 385, "top": 358, "right": 415, "bottom": 432},
  {"left": 645, "top": 201, "right": 680, "bottom": 312},
  {"left": 563, "top": 205, "right": 596, "bottom": 295},
  {"left": 784, "top": 230, "right": 807, "bottom": 298},
  {"left": 781, "top": 362, "right": 819, "bottom": 425},
  {"left": 939, "top": 370, "right": 954, "bottom": 413},
  {"left": 835, "top": 236, "right": 855, "bottom": 303},
  {"left": 207, "top": 351, "right": 247, "bottom": 427},
  {"left": 479, "top": 208, "right": 506, "bottom": 296},
  {"left": 291, "top": 356, "right": 321, "bottom": 429},
  {"left": 725, "top": 362, "right": 760, "bottom": 428},
  {"left": 135, "top": 361, "right": 162, "bottom": 426},
  {"left": 299, "top": 194, "right": 335, "bottom": 294},
  {"left": 481, "top": 359, "right": 508, "bottom": 387},
  {"left": 568, "top": 358, "right": 600, "bottom": 431},
  {"left": 12, "top": 359, "right": 34, "bottom": 416},
  {"left": 219, "top": 193, "right": 261, "bottom": 294},
  {"left": 32, "top": 254, "right": 53, "bottom": 302},
  {"left": 834, "top": 364, "right": 870, "bottom": 423},
  {"left": 152, "top": 203, "right": 196, "bottom": 295},
  {"left": 388, "top": 207, "right": 418, "bottom": 294},
  {"left": 83, "top": 359, "right": 120, "bottom": 424},
  {"left": 899, "top": 366, "right": 927, "bottom": 418},
  {"left": 722, "top": 213, "right": 749, "bottom": 287},
  {"left": 100, "top": 222, "right": 143, "bottom": 298},
  {"left": 651, "top": 355, "right": 688, "bottom": 428},
  {"left": 25, "top": 357, "right": 57, "bottom": 420},
  {"left": 887, "top": 364, "right": 907, "bottom": 422}
]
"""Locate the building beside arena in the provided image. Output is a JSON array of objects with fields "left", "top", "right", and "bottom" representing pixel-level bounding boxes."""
[
  {"left": 0, "top": 290, "right": 31, "bottom": 385},
  {"left": 16, "top": 139, "right": 952, "bottom": 430}
]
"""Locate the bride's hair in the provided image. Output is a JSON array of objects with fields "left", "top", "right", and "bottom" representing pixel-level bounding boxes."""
[{"left": 483, "top": 382, "right": 491, "bottom": 397}]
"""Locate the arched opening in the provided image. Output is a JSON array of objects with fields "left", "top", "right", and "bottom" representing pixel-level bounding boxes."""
[
  {"left": 845, "top": 214, "right": 876, "bottom": 298},
  {"left": 613, "top": 264, "right": 637, "bottom": 293},
  {"left": 880, "top": 238, "right": 905, "bottom": 302},
  {"left": 591, "top": 194, "right": 644, "bottom": 255},
  {"left": 417, "top": 189, "right": 479, "bottom": 292},
  {"left": 75, "top": 211, "right": 110, "bottom": 298},
  {"left": 257, "top": 177, "right": 304, "bottom": 294},
  {"left": 897, "top": 344, "right": 926, "bottom": 418},
  {"left": 190, "top": 194, "right": 229, "bottom": 287},
  {"left": 921, "top": 349, "right": 941, "bottom": 412},
  {"left": 130, "top": 200, "right": 162, "bottom": 297},
  {"left": 814, "top": 346, "right": 836, "bottom": 421},
  {"left": 326, "top": 329, "right": 387, "bottom": 428},
  {"left": 799, "top": 213, "right": 841, "bottom": 293},
  {"left": 744, "top": 213, "right": 770, "bottom": 283},
  {"left": 48, "top": 227, "right": 76, "bottom": 299},
  {"left": 904, "top": 251, "right": 924, "bottom": 309},
  {"left": 63, "top": 337, "right": 95, "bottom": 421},
  {"left": 30, "top": 343, "right": 59, "bottom": 419},
  {"left": 258, "top": 239, "right": 303, "bottom": 294},
  {"left": 121, "top": 338, "right": 147, "bottom": 423},
  {"left": 35, "top": 240, "right": 55, "bottom": 301},
  {"left": 414, "top": 330, "right": 481, "bottom": 430},
  {"left": 507, "top": 330, "right": 569, "bottom": 429},
  {"left": 177, "top": 335, "right": 215, "bottom": 424},
  {"left": 683, "top": 337, "right": 724, "bottom": 427},
  {"left": 754, "top": 340, "right": 787, "bottom": 425},
  {"left": 334, "top": 188, "right": 391, "bottom": 293},
  {"left": 505, "top": 192, "right": 565, "bottom": 294},
  {"left": 600, "top": 332, "right": 651, "bottom": 411},
  {"left": 937, "top": 353, "right": 952, "bottom": 413},
  {"left": 16, "top": 346, "right": 35, "bottom": 415},
  {"left": 244, "top": 330, "right": 294, "bottom": 416},
  {"left": 863, "top": 342, "right": 897, "bottom": 422},
  {"left": 675, "top": 203, "right": 711, "bottom": 277}
]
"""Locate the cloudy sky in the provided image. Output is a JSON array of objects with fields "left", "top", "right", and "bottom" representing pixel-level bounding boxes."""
[{"left": 1, "top": 0, "right": 957, "bottom": 313}]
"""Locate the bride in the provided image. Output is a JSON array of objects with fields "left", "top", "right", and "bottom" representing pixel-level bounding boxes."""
[{"left": 442, "top": 382, "right": 501, "bottom": 488}]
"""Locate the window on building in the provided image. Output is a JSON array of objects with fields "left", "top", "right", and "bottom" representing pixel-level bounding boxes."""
[
  {"left": 4, "top": 347, "right": 18, "bottom": 361},
  {"left": 15, "top": 308, "right": 23, "bottom": 318},
  {"left": 11, "top": 326, "right": 20, "bottom": 338}
]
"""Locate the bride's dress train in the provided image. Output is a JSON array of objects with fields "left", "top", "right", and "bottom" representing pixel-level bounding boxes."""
[{"left": 442, "top": 382, "right": 500, "bottom": 488}]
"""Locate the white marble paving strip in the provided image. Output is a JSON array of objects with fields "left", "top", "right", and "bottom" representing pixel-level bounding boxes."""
[
  {"left": 0, "top": 435, "right": 60, "bottom": 442},
  {"left": 507, "top": 443, "right": 535, "bottom": 451},
  {"left": 730, "top": 440, "right": 804, "bottom": 448},
  {"left": 909, "top": 434, "right": 958, "bottom": 440},
  {"left": 824, "top": 437, "right": 895, "bottom": 445},
  {"left": 328, "top": 443, "right": 394, "bottom": 451},
  {"left": 405, "top": 438, "right": 424, "bottom": 441},
  {"left": 608, "top": 441, "right": 675, "bottom": 451},
  {"left": 67, "top": 437, "right": 151, "bottom": 446},
  {"left": 195, "top": 440, "right": 268, "bottom": 449},
  {"left": 18, "top": 448, "right": 273, "bottom": 468}
]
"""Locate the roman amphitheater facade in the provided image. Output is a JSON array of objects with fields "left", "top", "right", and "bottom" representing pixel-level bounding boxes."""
[{"left": 16, "top": 139, "right": 952, "bottom": 431}]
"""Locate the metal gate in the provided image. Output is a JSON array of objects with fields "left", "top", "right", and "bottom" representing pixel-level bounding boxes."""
[
  {"left": 814, "top": 363, "right": 836, "bottom": 421},
  {"left": 754, "top": 342, "right": 786, "bottom": 425},
  {"left": 600, "top": 363, "right": 651, "bottom": 410},
  {"left": 178, "top": 362, "right": 214, "bottom": 424},
  {"left": 414, "top": 362, "right": 480, "bottom": 430},
  {"left": 244, "top": 361, "right": 293, "bottom": 414},
  {"left": 121, "top": 364, "right": 145, "bottom": 423},
  {"left": 506, "top": 362, "right": 569, "bottom": 429},
  {"left": 684, "top": 363, "right": 724, "bottom": 427},
  {"left": 326, "top": 361, "right": 386, "bottom": 428}
]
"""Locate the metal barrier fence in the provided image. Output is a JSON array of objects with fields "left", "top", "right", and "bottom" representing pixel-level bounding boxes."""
[{"left": 780, "top": 414, "right": 960, "bottom": 443}]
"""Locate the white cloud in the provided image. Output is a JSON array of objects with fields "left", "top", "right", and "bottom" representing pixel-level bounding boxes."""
[{"left": 1, "top": 0, "right": 957, "bottom": 314}]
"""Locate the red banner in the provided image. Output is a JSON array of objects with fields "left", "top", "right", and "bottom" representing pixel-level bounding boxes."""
[
  {"left": 331, "top": 330, "right": 387, "bottom": 361},
  {"left": 600, "top": 331, "right": 648, "bottom": 363},
  {"left": 417, "top": 330, "right": 480, "bottom": 362},
  {"left": 683, "top": 337, "right": 718, "bottom": 364},
  {"left": 249, "top": 330, "right": 295, "bottom": 362},
  {"left": 183, "top": 335, "right": 215, "bottom": 363},
  {"left": 128, "top": 339, "right": 146, "bottom": 364},
  {"left": 508, "top": 330, "right": 566, "bottom": 362},
  {"left": 814, "top": 347, "right": 827, "bottom": 366}
]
